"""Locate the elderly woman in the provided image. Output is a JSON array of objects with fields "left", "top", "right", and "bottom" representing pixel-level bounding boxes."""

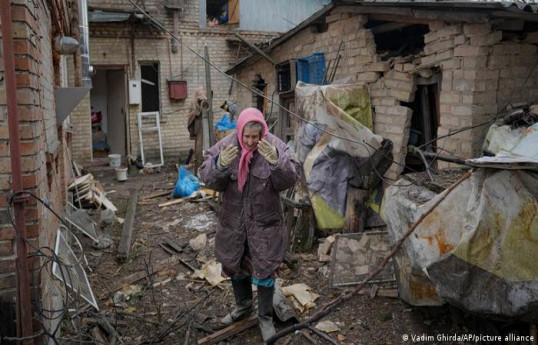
[{"left": 199, "top": 107, "right": 301, "bottom": 342}]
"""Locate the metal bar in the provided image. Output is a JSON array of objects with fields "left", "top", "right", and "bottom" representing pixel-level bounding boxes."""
[
  {"left": 233, "top": 33, "right": 277, "bottom": 65},
  {"left": 0, "top": 1, "right": 34, "bottom": 342},
  {"left": 204, "top": 44, "right": 215, "bottom": 146},
  {"left": 408, "top": 145, "right": 468, "bottom": 166}
]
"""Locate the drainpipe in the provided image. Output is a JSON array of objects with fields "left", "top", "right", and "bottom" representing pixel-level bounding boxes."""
[
  {"left": 171, "top": 10, "right": 179, "bottom": 53},
  {"left": 77, "top": 0, "right": 92, "bottom": 87},
  {"left": 0, "top": 0, "right": 34, "bottom": 343}
]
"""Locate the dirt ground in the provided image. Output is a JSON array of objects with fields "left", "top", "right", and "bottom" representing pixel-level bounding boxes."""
[{"left": 61, "top": 159, "right": 531, "bottom": 345}]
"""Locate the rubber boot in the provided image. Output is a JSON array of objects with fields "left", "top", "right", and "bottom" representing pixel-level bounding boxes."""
[
  {"left": 219, "top": 277, "right": 253, "bottom": 326},
  {"left": 257, "top": 285, "right": 276, "bottom": 343}
]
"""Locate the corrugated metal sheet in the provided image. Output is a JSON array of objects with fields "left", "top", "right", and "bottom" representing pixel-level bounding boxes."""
[
  {"left": 239, "top": 0, "right": 328, "bottom": 32},
  {"left": 337, "top": 0, "right": 538, "bottom": 13}
]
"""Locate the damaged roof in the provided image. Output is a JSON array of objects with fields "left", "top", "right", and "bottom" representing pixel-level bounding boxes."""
[{"left": 226, "top": 0, "right": 538, "bottom": 74}]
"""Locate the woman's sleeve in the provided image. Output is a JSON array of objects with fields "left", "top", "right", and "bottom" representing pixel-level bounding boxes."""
[
  {"left": 198, "top": 141, "right": 231, "bottom": 192},
  {"left": 269, "top": 140, "right": 301, "bottom": 192}
]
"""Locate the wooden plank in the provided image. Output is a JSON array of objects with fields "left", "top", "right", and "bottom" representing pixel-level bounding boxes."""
[
  {"left": 163, "top": 239, "right": 183, "bottom": 253},
  {"left": 233, "top": 33, "right": 277, "bottom": 65},
  {"left": 228, "top": 0, "right": 239, "bottom": 24},
  {"left": 158, "top": 198, "right": 185, "bottom": 208},
  {"left": 343, "top": 187, "right": 368, "bottom": 233},
  {"left": 141, "top": 189, "right": 173, "bottom": 200},
  {"left": 117, "top": 189, "right": 138, "bottom": 262},
  {"left": 332, "top": 5, "right": 488, "bottom": 23},
  {"left": 371, "top": 22, "right": 414, "bottom": 34},
  {"left": 197, "top": 315, "right": 258, "bottom": 345}
]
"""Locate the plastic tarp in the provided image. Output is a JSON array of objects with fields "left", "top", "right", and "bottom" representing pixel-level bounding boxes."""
[
  {"left": 467, "top": 122, "right": 538, "bottom": 171},
  {"left": 382, "top": 169, "right": 538, "bottom": 319},
  {"left": 294, "top": 82, "right": 383, "bottom": 229}
]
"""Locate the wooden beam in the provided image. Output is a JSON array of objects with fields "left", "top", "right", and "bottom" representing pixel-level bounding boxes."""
[
  {"left": 204, "top": 44, "right": 215, "bottom": 147},
  {"left": 141, "top": 189, "right": 173, "bottom": 200},
  {"left": 333, "top": 5, "right": 488, "bottom": 23},
  {"left": 491, "top": 18, "right": 525, "bottom": 31},
  {"left": 117, "top": 189, "right": 138, "bottom": 262},
  {"left": 233, "top": 33, "right": 276, "bottom": 65},
  {"left": 158, "top": 198, "right": 185, "bottom": 208},
  {"left": 371, "top": 22, "right": 414, "bottom": 34},
  {"left": 369, "top": 13, "right": 430, "bottom": 25},
  {"left": 197, "top": 315, "right": 258, "bottom": 345}
]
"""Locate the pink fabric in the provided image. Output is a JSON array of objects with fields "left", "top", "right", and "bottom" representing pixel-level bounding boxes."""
[{"left": 236, "top": 108, "right": 268, "bottom": 192}]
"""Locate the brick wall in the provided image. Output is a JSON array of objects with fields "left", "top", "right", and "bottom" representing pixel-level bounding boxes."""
[
  {"left": 0, "top": 0, "right": 67, "bottom": 337},
  {"left": 234, "top": 8, "right": 538, "bottom": 178},
  {"left": 70, "top": 0, "right": 278, "bottom": 162}
]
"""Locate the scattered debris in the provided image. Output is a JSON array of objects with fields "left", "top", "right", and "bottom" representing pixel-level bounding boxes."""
[
  {"left": 281, "top": 283, "right": 320, "bottom": 314},
  {"left": 197, "top": 315, "right": 258, "bottom": 345},
  {"left": 117, "top": 189, "right": 138, "bottom": 262},
  {"left": 317, "top": 235, "right": 335, "bottom": 262},
  {"left": 192, "top": 260, "right": 225, "bottom": 286},
  {"left": 329, "top": 231, "right": 395, "bottom": 287},
  {"left": 189, "top": 233, "right": 207, "bottom": 251},
  {"left": 69, "top": 174, "right": 118, "bottom": 212},
  {"left": 315, "top": 320, "right": 340, "bottom": 333}
]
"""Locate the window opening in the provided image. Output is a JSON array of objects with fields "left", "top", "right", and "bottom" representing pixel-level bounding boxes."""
[
  {"left": 141, "top": 63, "right": 160, "bottom": 113},
  {"left": 207, "top": 0, "right": 231, "bottom": 27},
  {"left": 366, "top": 21, "right": 429, "bottom": 60}
]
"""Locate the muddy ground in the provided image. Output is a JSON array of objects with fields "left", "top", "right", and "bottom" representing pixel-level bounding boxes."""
[{"left": 61, "top": 160, "right": 531, "bottom": 345}]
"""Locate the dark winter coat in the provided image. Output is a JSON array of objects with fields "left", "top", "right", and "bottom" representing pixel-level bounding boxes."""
[{"left": 199, "top": 132, "right": 301, "bottom": 278}]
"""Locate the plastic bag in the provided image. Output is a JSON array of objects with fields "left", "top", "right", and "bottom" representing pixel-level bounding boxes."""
[
  {"left": 173, "top": 166, "right": 201, "bottom": 198},
  {"left": 215, "top": 114, "right": 236, "bottom": 132}
]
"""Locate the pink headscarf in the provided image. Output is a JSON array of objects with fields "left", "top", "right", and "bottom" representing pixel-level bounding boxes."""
[{"left": 236, "top": 108, "right": 268, "bottom": 192}]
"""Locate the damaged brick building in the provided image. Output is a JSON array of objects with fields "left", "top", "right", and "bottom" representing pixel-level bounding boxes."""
[{"left": 227, "top": 0, "right": 538, "bottom": 179}]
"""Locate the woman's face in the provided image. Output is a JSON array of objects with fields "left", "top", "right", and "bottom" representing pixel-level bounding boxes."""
[{"left": 242, "top": 127, "right": 261, "bottom": 150}]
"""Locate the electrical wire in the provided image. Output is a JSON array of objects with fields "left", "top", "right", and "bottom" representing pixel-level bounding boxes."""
[
  {"left": 124, "top": 0, "right": 493, "bottom": 188},
  {"left": 5, "top": 191, "right": 94, "bottom": 344}
]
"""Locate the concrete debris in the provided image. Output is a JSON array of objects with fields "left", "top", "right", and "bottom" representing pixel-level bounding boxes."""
[
  {"left": 330, "top": 232, "right": 394, "bottom": 287},
  {"left": 184, "top": 212, "right": 215, "bottom": 231},
  {"left": 281, "top": 283, "right": 320, "bottom": 314},
  {"left": 189, "top": 233, "right": 207, "bottom": 251},
  {"left": 192, "top": 259, "right": 225, "bottom": 286},
  {"left": 317, "top": 235, "right": 335, "bottom": 262},
  {"left": 315, "top": 320, "right": 340, "bottom": 333}
]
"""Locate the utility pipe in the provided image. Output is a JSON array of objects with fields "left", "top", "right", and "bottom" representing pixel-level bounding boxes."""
[
  {"left": 0, "top": 0, "right": 34, "bottom": 343},
  {"left": 77, "top": 0, "right": 92, "bottom": 87}
]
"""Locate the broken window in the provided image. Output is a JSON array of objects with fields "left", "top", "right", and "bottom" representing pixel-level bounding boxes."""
[
  {"left": 140, "top": 63, "right": 160, "bottom": 113},
  {"left": 366, "top": 21, "right": 429, "bottom": 60}
]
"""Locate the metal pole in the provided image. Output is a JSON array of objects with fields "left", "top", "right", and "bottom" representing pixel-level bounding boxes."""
[
  {"left": 204, "top": 44, "right": 215, "bottom": 146},
  {"left": 0, "top": 0, "right": 34, "bottom": 342}
]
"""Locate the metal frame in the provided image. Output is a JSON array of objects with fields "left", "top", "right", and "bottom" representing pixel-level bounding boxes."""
[
  {"left": 137, "top": 111, "right": 164, "bottom": 168},
  {"left": 52, "top": 228, "right": 99, "bottom": 310}
]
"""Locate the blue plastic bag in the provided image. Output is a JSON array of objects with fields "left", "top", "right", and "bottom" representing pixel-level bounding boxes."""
[
  {"left": 216, "top": 114, "right": 236, "bottom": 132},
  {"left": 173, "top": 166, "right": 201, "bottom": 198}
]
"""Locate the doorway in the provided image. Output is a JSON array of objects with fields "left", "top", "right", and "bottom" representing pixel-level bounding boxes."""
[
  {"left": 90, "top": 67, "right": 128, "bottom": 158},
  {"left": 404, "top": 74, "right": 440, "bottom": 172}
]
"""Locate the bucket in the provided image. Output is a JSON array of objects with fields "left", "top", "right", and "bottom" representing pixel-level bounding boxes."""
[
  {"left": 115, "top": 167, "right": 128, "bottom": 182},
  {"left": 108, "top": 154, "right": 121, "bottom": 168}
]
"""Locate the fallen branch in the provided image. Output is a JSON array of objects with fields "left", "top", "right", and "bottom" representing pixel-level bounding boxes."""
[{"left": 267, "top": 171, "right": 472, "bottom": 344}]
